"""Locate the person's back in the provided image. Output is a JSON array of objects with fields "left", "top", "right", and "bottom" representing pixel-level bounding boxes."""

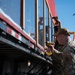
[
  {"left": 50, "top": 28, "right": 75, "bottom": 75},
  {"left": 61, "top": 40, "right": 75, "bottom": 75}
]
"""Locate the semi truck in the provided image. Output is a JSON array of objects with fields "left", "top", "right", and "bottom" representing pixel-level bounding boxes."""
[{"left": 0, "top": 0, "right": 60, "bottom": 75}]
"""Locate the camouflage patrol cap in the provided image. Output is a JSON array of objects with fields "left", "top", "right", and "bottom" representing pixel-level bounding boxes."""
[{"left": 56, "top": 28, "right": 70, "bottom": 36}]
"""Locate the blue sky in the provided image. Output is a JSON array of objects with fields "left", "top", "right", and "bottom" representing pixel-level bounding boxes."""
[
  {"left": 55, "top": 0, "right": 75, "bottom": 39},
  {"left": 55, "top": 0, "right": 75, "bottom": 33}
]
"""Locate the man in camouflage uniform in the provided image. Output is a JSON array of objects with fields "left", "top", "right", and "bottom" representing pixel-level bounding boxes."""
[{"left": 50, "top": 28, "right": 75, "bottom": 75}]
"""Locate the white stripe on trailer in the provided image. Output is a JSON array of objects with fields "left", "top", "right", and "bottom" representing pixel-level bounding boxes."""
[
  {"left": 18, "top": 34, "right": 22, "bottom": 41},
  {"left": 7, "top": 27, "right": 22, "bottom": 41},
  {"left": 12, "top": 30, "right": 15, "bottom": 37}
]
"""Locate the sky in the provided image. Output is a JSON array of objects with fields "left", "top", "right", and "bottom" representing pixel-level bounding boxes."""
[
  {"left": 55, "top": 0, "right": 75, "bottom": 39},
  {"left": 1, "top": 0, "right": 75, "bottom": 39}
]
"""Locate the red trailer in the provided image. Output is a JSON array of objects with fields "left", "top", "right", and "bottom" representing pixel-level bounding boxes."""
[{"left": 0, "top": 0, "right": 59, "bottom": 75}]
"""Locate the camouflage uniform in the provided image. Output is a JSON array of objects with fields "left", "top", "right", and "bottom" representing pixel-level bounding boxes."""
[{"left": 52, "top": 39, "right": 75, "bottom": 75}]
